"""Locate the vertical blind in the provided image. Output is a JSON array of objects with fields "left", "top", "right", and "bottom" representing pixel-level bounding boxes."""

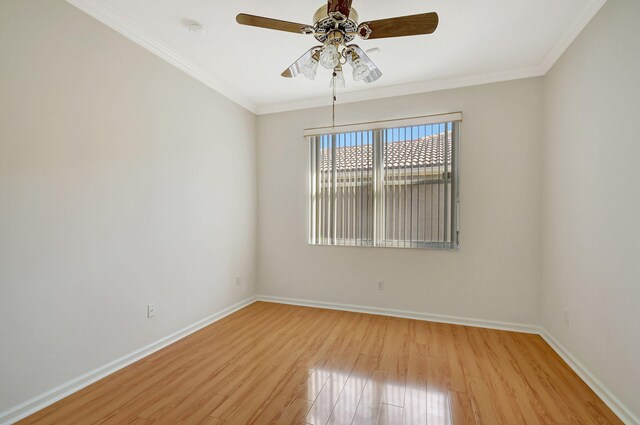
[{"left": 308, "top": 114, "right": 460, "bottom": 249}]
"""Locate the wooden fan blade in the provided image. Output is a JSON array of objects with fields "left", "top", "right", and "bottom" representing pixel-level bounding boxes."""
[
  {"left": 236, "top": 13, "right": 310, "bottom": 34},
  {"left": 347, "top": 45, "right": 382, "bottom": 83},
  {"left": 359, "top": 12, "right": 438, "bottom": 39},
  {"left": 327, "top": 0, "right": 353, "bottom": 18},
  {"left": 281, "top": 47, "right": 322, "bottom": 78}
]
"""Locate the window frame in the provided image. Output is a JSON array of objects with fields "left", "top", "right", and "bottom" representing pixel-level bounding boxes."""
[{"left": 307, "top": 113, "right": 461, "bottom": 250}]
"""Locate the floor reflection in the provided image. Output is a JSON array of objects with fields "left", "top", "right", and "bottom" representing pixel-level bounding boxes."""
[{"left": 303, "top": 367, "right": 452, "bottom": 425}]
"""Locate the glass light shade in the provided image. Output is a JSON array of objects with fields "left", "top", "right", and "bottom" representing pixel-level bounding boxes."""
[
  {"left": 320, "top": 44, "right": 340, "bottom": 69},
  {"left": 301, "top": 56, "right": 319, "bottom": 80},
  {"left": 330, "top": 67, "right": 346, "bottom": 88},
  {"left": 351, "top": 58, "right": 371, "bottom": 81}
]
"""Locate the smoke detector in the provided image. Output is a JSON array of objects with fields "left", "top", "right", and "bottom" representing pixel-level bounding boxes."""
[{"left": 188, "top": 22, "right": 206, "bottom": 37}]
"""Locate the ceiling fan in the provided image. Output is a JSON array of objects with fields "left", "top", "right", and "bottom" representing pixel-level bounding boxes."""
[{"left": 236, "top": 0, "right": 439, "bottom": 88}]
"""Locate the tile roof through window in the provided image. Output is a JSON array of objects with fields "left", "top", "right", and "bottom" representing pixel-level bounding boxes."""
[{"left": 319, "top": 132, "right": 452, "bottom": 172}]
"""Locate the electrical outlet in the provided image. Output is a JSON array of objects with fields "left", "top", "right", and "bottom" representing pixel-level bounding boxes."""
[
  {"left": 377, "top": 281, "right": 385, "bottom": 291},
  {"left": 147, "top": 303, "right": 157, "bottom": 318},
  {"left": 235, "top": 277, "right": 241, "bottom": 287}
]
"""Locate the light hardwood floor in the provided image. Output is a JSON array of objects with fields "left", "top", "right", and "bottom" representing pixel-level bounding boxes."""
[{"left": 18, "top": 302, "right": 621, "bottom": 424}]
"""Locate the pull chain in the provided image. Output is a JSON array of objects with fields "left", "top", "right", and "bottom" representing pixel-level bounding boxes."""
[
  {"left": 332, "top": 72, "right": 337, "bottom": 129},
  {"left": 332, "top": 88, "right": 336, "bottom": 129}
]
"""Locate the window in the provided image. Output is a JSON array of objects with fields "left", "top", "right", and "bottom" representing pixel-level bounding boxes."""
[{"left": 307, "top": 113, "right": 460, "bottom": 249}]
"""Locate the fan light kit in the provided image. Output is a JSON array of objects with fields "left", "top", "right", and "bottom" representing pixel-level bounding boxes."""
[{"left": 236, "top": 0, "right": 439, "bottom": 89}]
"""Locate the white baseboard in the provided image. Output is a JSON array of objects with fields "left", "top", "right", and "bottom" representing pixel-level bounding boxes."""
[
  {"left": 256, "top": 295, "right": 637, "bottom": 425},
  {"left": 256, "top": 295, "right": 541, "bottom": 334},
  {"left": 2, "top": 295, "right": 636, "bottom": 425},
  {"left": 0, "top": 296, "right": 258, "bottom": 425},
  {"left": 540, "top": 330, "right": 639, "bottom": 425}
]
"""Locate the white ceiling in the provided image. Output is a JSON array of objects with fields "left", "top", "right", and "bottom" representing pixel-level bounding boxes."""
[{"left": 67, "top": 0, "right": 606, "bottom": 114}]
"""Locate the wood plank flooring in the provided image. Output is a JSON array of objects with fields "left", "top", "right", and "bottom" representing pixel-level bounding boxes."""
[{"left": 18, "top": 302, "right": 622, "bottom": 424}]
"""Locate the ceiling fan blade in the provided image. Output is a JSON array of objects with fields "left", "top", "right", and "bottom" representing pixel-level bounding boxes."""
[
  {"left": 347, "top": 45, "right": 382, "bottom": 83},
  {"left": 359, "top": 12, "right": 438, "bottom": 39},
  {"left": 236, "top": 13, "right": 310, "bottom": 34},
  {"left": 327, "top": 0, "right": 353, "bottom": 18},
  {"left": 281, "top": 46, "right": 322, "bottom": 78}
]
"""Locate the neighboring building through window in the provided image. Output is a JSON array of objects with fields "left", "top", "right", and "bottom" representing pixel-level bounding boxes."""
[{"left": 307, "top": 113, "right": 460, "bottom": 249}]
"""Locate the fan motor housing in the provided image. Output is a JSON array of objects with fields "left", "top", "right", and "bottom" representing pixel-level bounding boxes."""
[{"left": 312, "top": 5, "right": 359, "bottom": 43}]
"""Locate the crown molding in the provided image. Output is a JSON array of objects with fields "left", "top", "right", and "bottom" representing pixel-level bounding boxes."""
[
  {"left": 65, "top": 0, "right": 257, "bottom": 114},
  {"left": 66, "top": 0, "right": 606, "bottom": 116},
  {"left": 255, "top": 65, "right": 545, "bottom": 115},
  {"left": 537, "top": 0, "right": 607, "bottom": 74},
  {"left": 255, "top": 0, "right": 607, "bottom": 115}
]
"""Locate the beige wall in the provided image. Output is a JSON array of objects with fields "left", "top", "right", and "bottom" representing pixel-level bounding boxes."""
[
  {"left": 0, "top": 0, "right": 257, "bottom": 412},
  {"left": 257, "top": 78, "right": 543, "bottom": 326},
  {"left": 542, "top": 0, "right": 640, "bottom": 418},
  {"left": 3, "top": 0, "right": 639, "bottom": 420}
]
